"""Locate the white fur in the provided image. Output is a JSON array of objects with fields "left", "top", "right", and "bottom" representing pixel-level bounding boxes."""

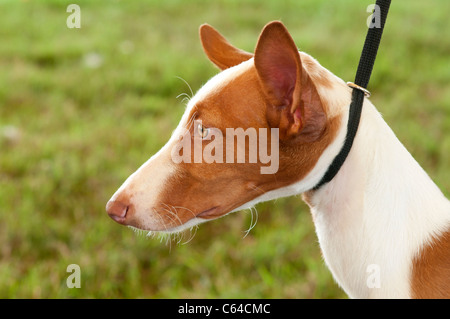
[{"left": 308, "top": 97, "right": 450, "bottom": 298}]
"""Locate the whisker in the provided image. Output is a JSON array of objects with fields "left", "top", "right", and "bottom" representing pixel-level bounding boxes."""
[
  {"left": 251, "top": 184, "right": 266, "bottom": 195},
  {"left": 172, "top": 205, "right": 199, "bottom": 245},
  {"left": 176, "top": 92, "right": 191, "bottom": 100},
  {"left": 175, "top": 76, "right": 194, "bottom": 99},
  {"left": 186, "top": 111, "right": 197, "bottom": 131},
  {"left": 129, "top": 226, "right": 147, "bottom": 237},
  {"left": 182, "top": 225, "right": 199, "bottom": 245},
  {"left": 172, "top": 205, "right": 197, "bottom": 219},
  {"left": 162, "top": 203, "right": 184, "bottom": 227},
  {"left": 176, "top": 93, "right": 191, "bottom": 106},
  {"left": 154, "top": 210, "right": 172, "bottom": 252},
  {"left": 169, "top": 206, "right": 184, "bottom": 245},
  {"left": 162, "top": 208, "right": 177, "bottom": 226},
  {"left": 144, "top": 204, "right": 201, "bottom": 246},
  {"left": 243, "top": 206, "right": 259, "bottom": 238}
]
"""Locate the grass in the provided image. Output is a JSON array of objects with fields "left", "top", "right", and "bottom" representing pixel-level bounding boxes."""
[{"left": 0, "top": 0, "right": 448, "bottom": 298}]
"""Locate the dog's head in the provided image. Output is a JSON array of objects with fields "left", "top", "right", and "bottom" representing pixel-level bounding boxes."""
[{"left": 106, "top": 21, "right": 348, "bottom": 233}]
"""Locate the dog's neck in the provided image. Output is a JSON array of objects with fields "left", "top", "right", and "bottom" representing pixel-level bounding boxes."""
[{"left": 303, "top": 87, "right": 450, "bottom": 298}]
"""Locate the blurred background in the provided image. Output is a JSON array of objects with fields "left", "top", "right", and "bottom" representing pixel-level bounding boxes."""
[{"left": 0, "top": 0, "right": 448, "bottom": 298}]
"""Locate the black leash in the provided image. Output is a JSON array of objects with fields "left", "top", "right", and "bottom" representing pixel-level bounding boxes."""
[{"left": 312, "top": 0, "right": 391, "bottom": 191}]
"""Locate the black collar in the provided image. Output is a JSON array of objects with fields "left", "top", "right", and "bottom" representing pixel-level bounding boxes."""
[{"left": 312, "top": 0, "right": 391, "bottom": 191}]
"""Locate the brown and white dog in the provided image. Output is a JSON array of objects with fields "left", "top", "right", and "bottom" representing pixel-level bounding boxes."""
[{"left": 106, "top": 21, "right": 450, "bottom": 298}]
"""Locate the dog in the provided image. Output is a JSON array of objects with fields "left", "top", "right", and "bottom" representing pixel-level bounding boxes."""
[{"left": 106, "top": 21, "right": 450, "bottom": 298}]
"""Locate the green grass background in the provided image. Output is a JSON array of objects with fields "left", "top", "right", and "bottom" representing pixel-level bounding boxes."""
[{"left": 0, "top": 0, "right": 448, "bottom": 298}]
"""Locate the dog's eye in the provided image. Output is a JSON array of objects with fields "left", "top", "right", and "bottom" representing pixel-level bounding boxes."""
[{"left": 197, "top": 123, "right": 209, "bottom": 139}]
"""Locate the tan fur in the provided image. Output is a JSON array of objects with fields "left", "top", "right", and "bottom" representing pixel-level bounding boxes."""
[
  {"left": 152, "top": 60, "right": 342, "bottom": 226},
  {"left": 412, "top": 229, "right": 450, "bottom": 298}
]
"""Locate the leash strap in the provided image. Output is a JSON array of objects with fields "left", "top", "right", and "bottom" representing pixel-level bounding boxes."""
[{"left": 312, "top": 0, "right": 391, "bottom": 191}]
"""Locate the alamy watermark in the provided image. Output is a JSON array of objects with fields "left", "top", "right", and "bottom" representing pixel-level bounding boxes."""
[
  {"left": 366, "top": 264, "right": 381, "bottom": 289},
  {"left": 66, "top": 264, "right": 81, "bottom": 288},
  {"left": 170, "top": 121, "right": 280, "bottom": 174},
  {"left": 67, "top": 4, "right": 81, "bottom": 29},
  {"left": 367, "top": 4, "right": 381, "bottom": 28}
]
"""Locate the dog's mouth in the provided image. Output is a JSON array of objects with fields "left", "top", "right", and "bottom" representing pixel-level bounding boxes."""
[
  {"left": 133, "top": 200, "right": 255, "bottom": 234},
  {"left": 196, "top": 206, "right": 221, "bottom": 218}
]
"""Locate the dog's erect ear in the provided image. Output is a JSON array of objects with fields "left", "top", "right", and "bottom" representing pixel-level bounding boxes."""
[
  {"left": 200, "top": 24, "right": 253, "bottom": 70},
  {"left": 255, "top": 21, "right": 326, "bottom": 141}
]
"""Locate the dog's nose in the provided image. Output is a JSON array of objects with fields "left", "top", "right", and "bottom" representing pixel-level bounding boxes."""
[{"left": 106, "top": 200, "right": 131, "bottom": 225}]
